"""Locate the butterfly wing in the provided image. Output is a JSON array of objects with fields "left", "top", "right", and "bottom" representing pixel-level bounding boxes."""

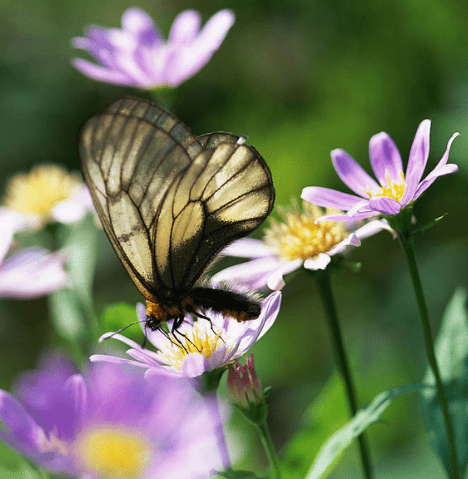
[
  {"left": 80, "top": 97, "right": 203, "bottom": 301},
  {"left": 80, "top": 96, "right": 274, "bottom": 302},
  {"left": 153, "top": 137, "right": 275, "bottom": 294}
]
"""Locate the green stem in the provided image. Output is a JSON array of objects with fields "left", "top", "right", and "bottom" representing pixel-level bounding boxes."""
[
  {"left": 256, "top": 420, "right": 281, "bottom": 479},
  {"left": 315, "top": 270, "right": 374, "bottom": 479},
  {"left": 398, "top": 232, "right": 461, "bottom": 479}
]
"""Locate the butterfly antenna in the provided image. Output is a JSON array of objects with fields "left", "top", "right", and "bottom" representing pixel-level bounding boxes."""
[
  {"left": 104, "top": 319, "right": 146, "bottom": 340},
  {"left": 141, "top": 322, "right": 149, "bottom": 349}
]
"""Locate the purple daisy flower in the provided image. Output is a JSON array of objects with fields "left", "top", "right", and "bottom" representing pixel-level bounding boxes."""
[
  {"left": 0, "top": 208, "right": 68, "bottom": 298},
  {"left": 0, "top": 351, "right": 227, "bottom": 478},
  {"left": 301, "top": 120, "right": 459, "bottom": 222},
  {"left": 211, "top": 201, "right": 389, "bottom": 291},
  {"left": 72, "top": 8, "right": 235, "bottom": 88},
  {"left": 91, "top": 291, "right": 281, "bottom": 379}
]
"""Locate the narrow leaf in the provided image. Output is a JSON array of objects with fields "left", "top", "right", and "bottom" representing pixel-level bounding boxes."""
[
  {"left": 421, "top": 289, "right": 468, "bottom": 476},
  {"left": 306, "top": 383, "right": 424, "bottom": 479}
]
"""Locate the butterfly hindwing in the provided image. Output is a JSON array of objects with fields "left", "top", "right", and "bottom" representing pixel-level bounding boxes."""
[
  {"left": 80, "top": 97, "right": 274, "bottom": 304},
  {"left": 155, "top": 139, "right": 274, "bottom": 293}
]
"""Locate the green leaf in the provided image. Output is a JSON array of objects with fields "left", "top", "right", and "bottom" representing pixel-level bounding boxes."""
[
  {"left": 413, "top": 213, "right": 448, "bottom": 237},
  {"left": 0, "top": 463, "right": 46, "bottom": 479},
  {"left": 59, "top": 214, "right": 98, "bottom": 304},
  {"left": 421, "top": 288, "right": 468, "bottom": 476},
  {"left": 48, "top": 289, "right": 86, "bottom": 342},
  {"left": 305, "top": 383, "right": 424, "bottom": 479},
  {"left": 101, "top": 303, "right": 143, "bottom": 342},
  {"left": 280, "top": 374, "right": 350, "bottom": 479}
]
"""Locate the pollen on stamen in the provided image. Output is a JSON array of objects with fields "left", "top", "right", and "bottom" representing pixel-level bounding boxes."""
[
  {"left": 2, "top": 164, "right": 82, "bottom": 224},
  {"left": 74, "top": 425, "right": 150, "bottom": 479},
  {"left": 263, "top": 199, "right": 350, "bottom": 262},
  {"left": 161, "top": 323, "right": 225, "bottom": 370},
  {"left": 366, "top": 171, "right": 406, "bottom": 202}
]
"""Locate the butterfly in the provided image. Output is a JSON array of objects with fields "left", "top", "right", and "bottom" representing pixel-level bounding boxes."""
[{"left": 80, "top": 97, "right": 275, "bottom": 333}]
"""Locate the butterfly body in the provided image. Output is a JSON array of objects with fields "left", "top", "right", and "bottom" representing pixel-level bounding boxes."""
[
  {"left": 80, "top": 97, "right": 274, "bottom": 333},
  {"left": 145, "top": 287, "right": 261, "bottom": 331}
]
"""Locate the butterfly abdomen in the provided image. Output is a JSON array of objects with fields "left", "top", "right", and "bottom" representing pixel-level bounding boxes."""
[{"left": 186, "top": 287, "right": 261, "bottom": 322}]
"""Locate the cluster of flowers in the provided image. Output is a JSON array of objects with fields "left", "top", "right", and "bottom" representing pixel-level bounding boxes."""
[{"left": 0, "top": 5, "right": 460, "bottom": 479}]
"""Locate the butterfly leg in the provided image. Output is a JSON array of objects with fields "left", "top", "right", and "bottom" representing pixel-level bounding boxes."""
[{"left": 191, "top": 310, "right": 225, "bottom": 343}]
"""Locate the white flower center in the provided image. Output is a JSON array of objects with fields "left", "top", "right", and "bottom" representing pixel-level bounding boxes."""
[
  {"left": 2, "top": 164, "right": 82, "bottom": 223},
  {"left": 158, "top": 322, "right": 225, "bottom": 370},
  {"left": 264, "top": 200, "right": 349, "bottom": 261}
]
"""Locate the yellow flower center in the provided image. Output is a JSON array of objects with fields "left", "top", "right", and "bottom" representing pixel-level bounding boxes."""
[
  {"left": 365, "top": 171, "right": 406, "bottom": 202},
  {"left": 74, "top": 425, "right": 150, "bottom": 479},
  {"left": 263, "top": 200, "right": 349, "bottom": 261},
  {"left": 162, "top": 325, "right": 224, "bottom": 370},
  {"left": 2, "top": 164, "right": 82, "bottom": 222}
]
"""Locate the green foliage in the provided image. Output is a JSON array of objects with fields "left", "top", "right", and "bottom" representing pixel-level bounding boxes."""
[
  {"left": 306, "top": 383, "right": 424, "bottom": 479},
  {"left": 59, "top": 215, "right": 98, "bottom": 308},
  {"left": 100, "top": 302, "right": 143, "bottom": 343},
  {"left": 0, "top": 446, "right": 46, "bottom": 479},
  {"left": 421, "top": 289, "right": 468, "bottom": 476},
  {"left": 280, "top": 374, "right": 350, "bottom": 479}
]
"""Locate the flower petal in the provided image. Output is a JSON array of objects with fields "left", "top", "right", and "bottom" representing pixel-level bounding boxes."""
[
  {"left": 301, "top": 186, "right": 363, "bottom": 211},
  {"left": 0, "top": 391, "right": 45, "bottom": 453},
  {"left": 331, "top": 149, "right": 380, "bottom": 196},
  {"left": 212, "top": 257, "right": 281, "bottom": 291},
  {"left": 121, "top": 7, "right": 164, "bottom": 46},
  {"left": 414, "top": 132, "right": 459, "bottom": 199},
  {"left": 315, "top": 209, "right": 378, "bottom": 223},
  {"left": 71, "top": 59, "right": 137, "bottom": 85},
  {"left": 221, "top": 238, "right": 272, "bottom": 258},
  {"left": 165, "top": 10, "right": 235, "bottom": 86},
  {"left": 235, "top": 292, "right": 281, "bottom": 355},
  {"left": 401, "top": 120, "right": 431, "bottom": 205},
  {"left": 63, "top": 374, "right": 88, "bottom": 426},
  {"left": 90, "top": 354, "right": 151, "bottom": 369},
  {"left": 180, "top": 353, "right": 208, "bottom": 378},
  {"left": 168, "top": 10, "right": 201, "bottom": 44},
  {"left": 266, "top": 259, "right": 302, "bottom": 290},
  {"left": 303, "top": 253, "right": 331, "bottom": 270},
  {"left": 367, "top": 197, "right": 402, "bottom": 215},
  {"left": 369, "top": 132, "right": 403, "bottom": 186},
  {"left": 354, "top": 219, "right": 393, "bottom": 238},
  {"left": 0, "top": 248, "right": 67, "bottom": 298}
]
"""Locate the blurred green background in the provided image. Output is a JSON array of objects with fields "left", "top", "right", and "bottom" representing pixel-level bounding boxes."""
[{"left": 1, "top": 0, "right": 468, "bottom": 477}]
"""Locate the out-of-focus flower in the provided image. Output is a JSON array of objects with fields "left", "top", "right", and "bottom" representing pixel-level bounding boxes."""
[
  {"left": 212, "top": 200, "right": 388, "bottom": 290},
  {"left": 91, "top": 291, "right": 281, "bottom": 379},
  {"left": 301, "top": 120, "right": 459, "bottom": 222},
  {"left": 227, "top": 355, "right": 267, "bottom": 424},
  {"left": 0, "top": 208, "right": 67, "bottom": 298},
  {"left": 0, "top": 351, "right": 227, "bottom": 479},
  {"left": 2, "top": 164, "right": 93, "bottom": 228},
  {"left": 72, "top": 8, "right": 235, "bottom": 88}
]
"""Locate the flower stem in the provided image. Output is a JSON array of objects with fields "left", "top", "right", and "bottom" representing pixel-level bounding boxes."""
[
  {"left": 397, "top": 231, "right": 461, "bottom": 479},
  {"left": 314, "top": 270, "right": 374, "bottom": 479},
  {"left": 256, "top": 420, "right": 281, "bottom": 479}
]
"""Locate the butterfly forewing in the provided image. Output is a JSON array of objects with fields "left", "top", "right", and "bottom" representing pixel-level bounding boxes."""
[{"left": 80, "top": 97, "right": 274, "bottom": 308}]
